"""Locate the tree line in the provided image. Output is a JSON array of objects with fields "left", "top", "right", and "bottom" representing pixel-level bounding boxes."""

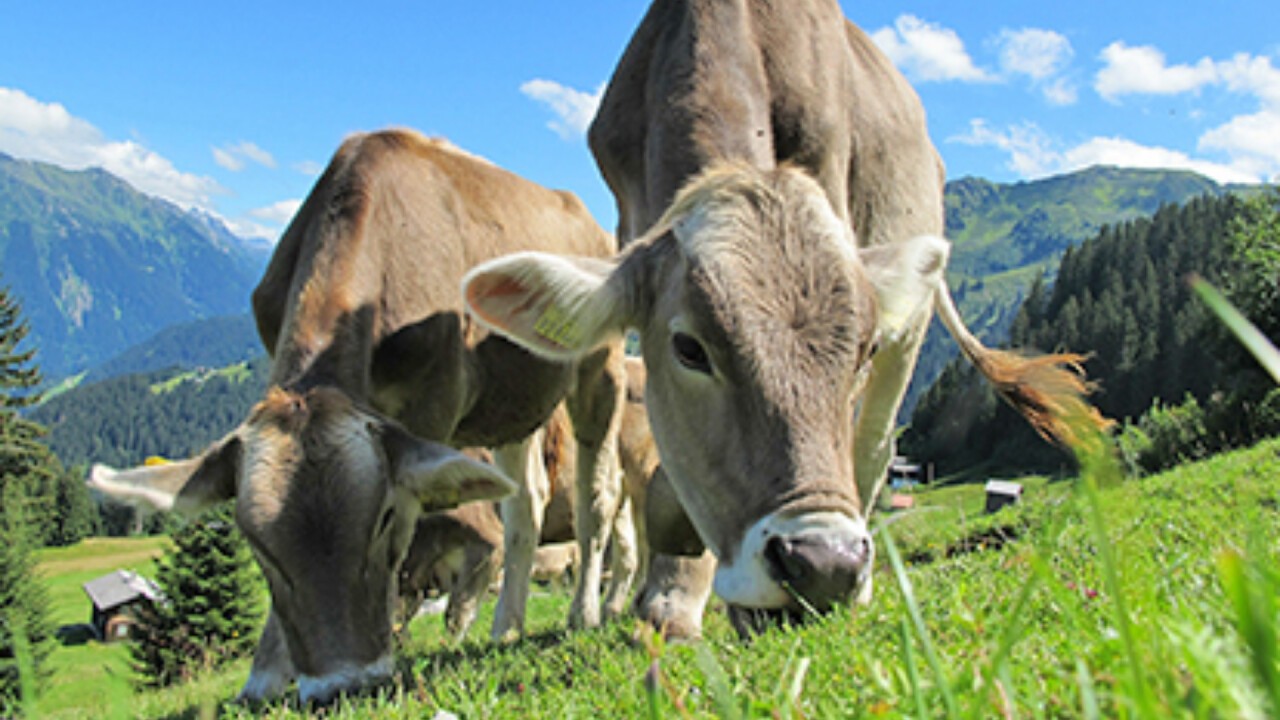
[{"left": 903, "top": 189, "right": 1280, "bottom": 478}]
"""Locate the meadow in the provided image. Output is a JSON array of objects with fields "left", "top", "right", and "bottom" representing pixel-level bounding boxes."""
[{"left": 32, "top": 437, "right": 1280, "bottom": 718}]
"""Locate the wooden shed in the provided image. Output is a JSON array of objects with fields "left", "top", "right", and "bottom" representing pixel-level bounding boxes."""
[
  {"left": 82, "top": 570, "right": 163, "bottom": 641},
  {"left": 984, "top": 480, "right": 1024, "bottom": 514}
]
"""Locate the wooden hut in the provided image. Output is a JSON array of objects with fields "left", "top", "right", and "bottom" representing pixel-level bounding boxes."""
[
  {"left": 82, "top": 570, "right": 163, "bottom": 641},
  {"left": 984, "top": 480, "right": 1024, "bottom": 514}
]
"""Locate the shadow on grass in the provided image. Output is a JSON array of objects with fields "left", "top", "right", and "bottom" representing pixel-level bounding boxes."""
[{"left": 55, "top": 623, "right": 98, "bottom": 646}]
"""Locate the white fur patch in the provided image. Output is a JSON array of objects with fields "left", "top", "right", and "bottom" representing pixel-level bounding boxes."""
[
  {"left": 297, "top": 655, "right": 394, "bottom": 704},
  {"left": 713, "top": 511, "right": 868, "bottom": 608}
]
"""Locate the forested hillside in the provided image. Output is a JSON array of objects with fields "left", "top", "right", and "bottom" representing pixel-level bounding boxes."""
[
  {"left": 31, "top": 358, "right": 269, "bottom": 469},
  {"left": 905, "top": 166, "right": 1244, "bottom": 417},
  {"left": 83, "top": 313, "right": 262, "bottom": 384},
  {"left": 903, "top": 190, "right": 1280, "bottom": 477}
]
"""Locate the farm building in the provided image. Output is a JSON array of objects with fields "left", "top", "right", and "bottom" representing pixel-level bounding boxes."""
[
  {"left": 889, "top": 456, "right": 934, "bottom": 489},
  {"left": 984, "top": 480, "right": 1024, "bottom": 514},
  {"left": 82, "top": 570, "right": 163, "bottom": 641}
]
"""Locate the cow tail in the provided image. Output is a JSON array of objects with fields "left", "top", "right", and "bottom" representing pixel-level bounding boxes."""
[{"left": 933, "top": 283, "right": 1112, "bottom": 449}]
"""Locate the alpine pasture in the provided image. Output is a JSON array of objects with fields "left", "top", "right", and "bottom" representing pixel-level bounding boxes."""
[{"left": 31, "top": 436, "right": 1280, "bottom": 718}]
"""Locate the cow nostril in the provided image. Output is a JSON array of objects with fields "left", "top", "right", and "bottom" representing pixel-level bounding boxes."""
[
  {"left": 763, "top": 532, "right": 869, "bottom": 612},
  {"left": 764, "top": 535, "right": 804, "bottom": 585}
]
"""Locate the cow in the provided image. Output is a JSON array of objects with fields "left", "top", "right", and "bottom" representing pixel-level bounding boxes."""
[
  {"left": 462, "top": 0, "right": 1104, "bottom": 637},
  {"left": 397, "top": 404, "right": 640, "bottom": 641},
  {"left": 87, "top": 128, "right": 626, "bottom": 703}
]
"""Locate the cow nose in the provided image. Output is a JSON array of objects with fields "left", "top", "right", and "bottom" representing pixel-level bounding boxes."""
[{"left": 763, "top": 531, "right": 871, "bottom": 611}]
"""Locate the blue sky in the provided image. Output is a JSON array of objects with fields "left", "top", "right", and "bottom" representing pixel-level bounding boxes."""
[{"left": 2, "top": 1, "right": 1278, "bottom": 241}]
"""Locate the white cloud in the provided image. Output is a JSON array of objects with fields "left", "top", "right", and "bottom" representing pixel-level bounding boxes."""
[
  {"left": 1042, "top": 77, "right": 1079, "bottom": 106},
  {"left": 951, "top": 119, "right": 1059, "bottom": 177},
  {"left": 871, "top": 15, "right": 994, "bottom": 83},
  {"left": 1215, "top": 53, "right": 1280, "bottom": 107},
  {"left": 996, "top": 28, "right": 1073, "bottom": 81},
  {"left": 293, "top": 159, "right": 324, "bottom": 176},
  {"left": 0, "top": 86, "right": 224, "bottom": 210},
  {"left": 520, "top": 79, "right": 604, "bottom": 140},
  {"left": 1095, "top": 42, "right": 1218, "bottom": 102},
  {"left": 951, "top": 118, "right": 1256, "bottom": 184},
  {"left": 1062, "top": 136, "right": 1255, "bottom": 184},
  {"left": 1199, "top": 109, "right": 1280, "bottom": 180},
  {"left": 1092, "top": 46, "right": 1280, "bottom": 180},
  {"left": 249, "top": 199, "right": 302, "bottom": 225},
  {"left": 993, "top": 28, "right": 1077, "bottom": 105},
  {"left": 212, "top": 141, "right": 276, "bottom": 172}
]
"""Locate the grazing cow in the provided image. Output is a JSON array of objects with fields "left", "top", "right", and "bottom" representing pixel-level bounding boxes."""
[
  {"left": 463, "top": 0, "right": 1102, "bottom": 636},
  {"left": 88, "top": 129, "right": 625, "bottom": 703},
  {"left": 398, "top": 404, "right": 640, "bottom": 640}
]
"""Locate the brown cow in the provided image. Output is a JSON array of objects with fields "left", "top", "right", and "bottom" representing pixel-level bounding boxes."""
[
  {"left": 463, "top": 0, "right": 1101, "bottom": 637},
  {"left": 398, "top": 404, "right": 640, "bottom": 641},
  {"left": 88, "top": 129, "right": 625, "bottom": 703}
]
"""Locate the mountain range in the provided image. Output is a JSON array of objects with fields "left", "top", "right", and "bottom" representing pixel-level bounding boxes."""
[
  {"left": 0, "top": 152, "right": 269, "bottom": 379},
  {"left": 1, "top": 154, "right": 1258, "bottom": 439}
]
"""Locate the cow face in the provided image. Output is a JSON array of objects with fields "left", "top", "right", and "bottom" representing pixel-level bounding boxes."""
[
  {"left": 463, "top": 163, "right": 946, "bottom": 618},
  {"left": 88, "top": 387, "right": 514, "bottom": 703}
]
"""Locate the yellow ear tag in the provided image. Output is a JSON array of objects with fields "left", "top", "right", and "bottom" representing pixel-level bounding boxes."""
[
  {"left": 144, "top": 456, "right": 171, "bottom": 466},
  {"left": 533, "top": 303, "right": 584, "bottom": 349}
]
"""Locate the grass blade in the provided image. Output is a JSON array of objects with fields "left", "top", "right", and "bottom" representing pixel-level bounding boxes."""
[
  {"left": 694, "top": 644, "right": 743, "bottom": 720},
  {"left": 1189, "top": 274, "right": 1280, "bottom": 384},
  {"left": 1217, "top": 545, "right": 1280, "bottom": 715},
  {"left": 878, "top": 518, "right": 959, "bottom": 718}
]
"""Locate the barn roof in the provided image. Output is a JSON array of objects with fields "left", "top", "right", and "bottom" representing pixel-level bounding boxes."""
[
  {"left": 82, "top": 570, "right": 163, "bottom": 612},
  {"left": 985, "top": 480, "right": 1024, "bottom": 496}
]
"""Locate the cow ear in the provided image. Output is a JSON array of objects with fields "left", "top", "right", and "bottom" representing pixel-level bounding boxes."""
[
  {"left": 462, "top": 252, "right": 631, "bottom": 360},
  {"left": 859, "top": 234, "right": 950, "bottom": 342},
  {"left": 381, "top": 424, "right": 516, "bottom": 511},
  {"left": 88, "top": 436, "right": 242, "bottom": 516}
]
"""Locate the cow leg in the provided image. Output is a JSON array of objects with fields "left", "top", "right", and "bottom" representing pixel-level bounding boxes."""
[
  {"left": 565, "top": 342, "right": 626, "bottom": 629},
  {"left": 603, "top": 494, "right": 639, "bottom": 620},
  {"left": 633, "top": 551, "right": 717, "bottom": 640},
  {"left": 446, "top": 539, "right": 501, "bottom": 641},
  {"left": 491, "top": 432, "right": 550, "bottom": 642},
  {"left": 237, "top": 610, "right": 296, "bottom": 702},
  {"left": 852, "top": 316, "right": 931, "bottom": 604}
]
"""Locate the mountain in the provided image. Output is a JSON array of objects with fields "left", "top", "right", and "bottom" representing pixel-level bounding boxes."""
[
  {"left": 0, "top": 153, "right": 270, "bottom": 379},
  {"left": 82, "top": 313, "right": 264, "bottom": 384},
  {"left": 902, "top": 165, "right": 1247, "bottom": 419}
]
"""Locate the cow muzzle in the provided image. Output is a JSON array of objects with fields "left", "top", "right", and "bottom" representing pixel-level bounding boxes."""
[
  {"left": 713, "top": 511, "right": 872, "bottom": 614},
  {"left": 297, "top": 656, "right": 395, "bottom": 705}
]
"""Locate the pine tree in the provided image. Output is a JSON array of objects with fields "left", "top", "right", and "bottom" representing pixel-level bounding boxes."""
[
  {"left": 0, "top": 285, "right": 55, "bottom": 716},
  {"left": 0, "top": 474, "right": 54, "bottom": 716},
  {"left": 0, "top": 285, "right": 91, "bottom": 546},
  {"left": 131, "top": 505, "right": 263, "bottom": 688}
]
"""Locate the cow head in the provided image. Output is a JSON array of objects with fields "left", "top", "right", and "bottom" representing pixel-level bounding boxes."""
[
  {"left": 88, "top": 386, "right": 514, "bottom": 703},
  {"left": 463, "top": 163, "right": 946, "bottom": 620}
]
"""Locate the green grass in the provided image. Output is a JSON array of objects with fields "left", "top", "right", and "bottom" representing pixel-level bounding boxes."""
[
  {"left": 32, "top": 537, "right": 168, "bottom": 718},
  {"left": 149, "top": 362, "right": 253, "bottom": 395},
  {"left": 29, "top": 438, "right": 1280, "bottom": 718}
]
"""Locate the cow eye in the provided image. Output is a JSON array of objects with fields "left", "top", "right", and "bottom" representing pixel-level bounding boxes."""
[{"left": 672, "top": 332, "right": 712, "bottom": 375}]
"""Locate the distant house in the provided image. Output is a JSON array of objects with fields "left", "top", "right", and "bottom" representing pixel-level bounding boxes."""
[
  {"left": 82, "top": 570, "right": 163, "bottom": 641},
  {"left": 984, "top": 480, "right": 1024, "bottom": 514},
  {"left": 889, "top": 456, "right": 934, "bottom": 489}
]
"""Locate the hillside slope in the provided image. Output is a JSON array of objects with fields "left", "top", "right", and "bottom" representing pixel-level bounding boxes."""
[
  {"left": 0, "top": 153, "right": 268, "bottom": 378},
  {"left": 905, "top": 165, "right": 1243, "bottom": 418}
]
